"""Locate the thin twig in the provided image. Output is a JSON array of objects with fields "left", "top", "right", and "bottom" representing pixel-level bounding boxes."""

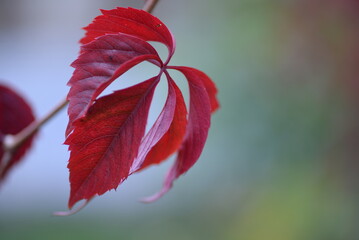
[
  {"left": 0, "top": 98, "right": 68, "bottom": 177},
  {"left": 4, "top": 98, "right": 68, "bottom": 152},
  {"left": 0, "top": 151, "right": 12, "bottom": 178},
  {"left": 142, "top": 0, "right": 159, "bottom": 13}
]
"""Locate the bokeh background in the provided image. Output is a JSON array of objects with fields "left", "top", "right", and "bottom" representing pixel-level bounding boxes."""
[{"left": 1, "top": 0, "right": 359, "bottom": 239}]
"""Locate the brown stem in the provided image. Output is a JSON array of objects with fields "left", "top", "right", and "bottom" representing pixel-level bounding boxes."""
[
  {"left": 0, "top": 98, "right": 68, "bottom": 177},
  {"left": 142, "top": 0, "right": 159, "bottom": 13},
  {"left": 6, "top": 98, "right": 68, "bottom": 152},
  {"left": 0, "top": 151, "right": 12, "bottom": 178}
]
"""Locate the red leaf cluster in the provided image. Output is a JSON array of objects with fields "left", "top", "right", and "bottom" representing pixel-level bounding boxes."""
[
  {"left": 0, "top": 84, "right": 35, "bottom": 181},
  {"left": 65, "top": 7, "right": 219, "bottom": 209}
]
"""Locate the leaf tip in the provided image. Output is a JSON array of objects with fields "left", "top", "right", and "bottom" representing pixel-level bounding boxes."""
[
  {"left": 55, "top": 198, "right": 93, "bottom": 216},
  {"left": 140, "top": 188, "right": 170, "bottom": 203}
]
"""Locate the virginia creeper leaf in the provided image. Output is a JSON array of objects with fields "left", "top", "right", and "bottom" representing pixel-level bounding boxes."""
[
  {"left": 130, "top": 75, "right": 177, "bottom": 173},
  {"left": 169, "top": 66, "right": 219, "bottom": 112},
  {"left": 142, "top": 67, "right": 212, "bottom": 202},
  {"left": 80, "top": 7, "right": 175, "bottom": 57},
  {"left": 66, "top": 77, "right": 159, "bottom": 208},
  {"left": 0, "top": 84, "right": 35, "bottom": 181},
  {"left": 134, "top": 73, "right": 187, "bottom": 172},
  {"left": 66, "top": 33, "right": 161, "bottom": 135},
  {"left": 65, "top": 7, "right": 219, "bottom": 210}
]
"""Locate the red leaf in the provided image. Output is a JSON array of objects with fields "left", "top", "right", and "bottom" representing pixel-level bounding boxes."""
[
  {"left": 66, "top": 77, "right": 159, "bottom": 208},
  {"left": 66, "top": 33, "right": 161, "bottom": 135},
  {"left": 80, "top": 7, "right": 175, "bottom": 56},
  {"left": 194, "top": 69, "right": 220, "bottom": 113},
  {"left": 65, "top": 7, "right": 219, "bottom": 210},
  {"left": 143, "top": 67, "right": 212, "bottom": 202},
  {"left": 0, "top": 84, "right": 35, "bottom": 181},
  {"left": 169, "top": 66, "right": 219, "bottom": 112},
  {"left": 134, "top": 72, "right": 187, "bottom": 172}
]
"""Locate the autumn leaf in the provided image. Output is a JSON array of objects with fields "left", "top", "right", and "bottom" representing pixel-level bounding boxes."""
[
  {"left": 65, "top": 7, "right": 219, "bottom": 210},
  {"left": 66, "top": 77, "right": 159, "bottom": 208},
  {"left": 133, "top": 73, "right": 187, "bottom": 173},
  {"left": 0, "top": 84, "right": 35, "bottom": 182},
  {"left": 66, "top": 33, "right": 161, "bottom": 135}
]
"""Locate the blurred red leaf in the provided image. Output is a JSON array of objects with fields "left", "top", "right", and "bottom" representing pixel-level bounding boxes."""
[
  {"left": 0, "top": 84, "right": 35, "bottom": 181},
  {"left": 65, "top": 7, "right": 219, "bottom": 209}
]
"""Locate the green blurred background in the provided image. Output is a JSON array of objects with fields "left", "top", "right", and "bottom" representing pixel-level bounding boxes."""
[{"left": 1, "top": 0, "right": 359, "bottom": 239}]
